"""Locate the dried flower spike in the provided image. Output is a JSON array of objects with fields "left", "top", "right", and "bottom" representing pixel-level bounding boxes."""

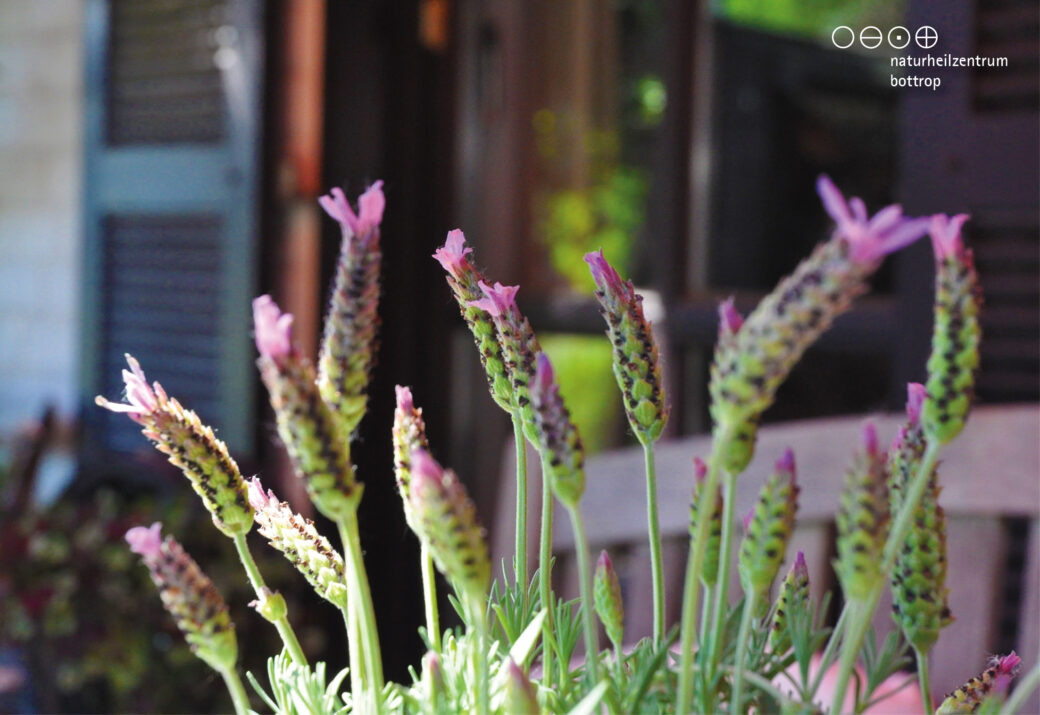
[
  {"left": 937, "top": 652, "right": 1021, "bottom": 714},
  {"left": 835, "top": 422, "right": 890, "bottom": 600},
  {"left": 529, "top": 352, "right": 585, "bottom": 507},
  {"left": 710, "top": 177, "right": 929, "bottom": 472},
  {"left": 594, "top": 550, "right": 625, "bottom": 650},
  {"left": 247, "top": 478, "right": 349, "bottom": 609},
  {"left": 393, "top": 385, "right": 430, "bottom": 530},
  {"left": 889, "top": 383, "right": 952, "bottom": 652},
  {"left": 254, "top": 295, "right": 360, "bottom": 521},
  {"left": 689, "top": 457, "right": 723, "bottom": 586},
  {"left": 434, "top": 230, "right": 513, "bottom": 410},
  {"left": 408, "top": 449, "right": 490, "bottom": 602},
  {"left": 317, "top": 182, "right": 385, "bottom": 436},
  {"left": 769, "top": 551, "right": 809, "bottom": 654},
  {"left": 97, "top": 356, "right": 253, "bottom": 537},
  {"left": 468, "top": 280, "right": 542, "bottom": 441},
  {"left": 126, "top": 523, "right": 238, "bottom": 672},
  {"left": 921, "top": 213, "right": 981, "bottom": 446},
  {"left": 738, "top": 449, "right": 799, "bottom": 604},
  {"left": 585, "top": 249, "right": 668, "bottom": 445}
]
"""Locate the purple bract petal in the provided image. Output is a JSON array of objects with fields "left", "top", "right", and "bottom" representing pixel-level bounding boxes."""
[
  {"left": 395, "top": 385, "right": 415, "bottom": 413},
  {"left": 433, "top": 229, "right": 473, "bottom": 277},
  {"left": 862, "top": 421, "right": 879, "bottom": 457},
  {"left": 252, "top": 295, "right": 293, "bottom": 360},
  {"left": 126, "top": 522, "right": 163, "bottom": 559},
  {"left": 693, "top": 457, "right": 707, "bottom": 483},
  {"left": 247, "top": 476, "right": 277, "bottom": 511},
  {"left": 584, "top": 249, "right": 626, "bottom": 298},
  {"left": 929, "top": 213, "right": 970, "bottom": 260},
  {"left": 319, "top": 182, "right": 385, "bottom": 237},
  {"left": 468, "top": 281, "right": 519, "bottom": 318},
  {"left": 776, "top": 448, "right": 796, "bottom": 477},
  {"left": 906, "top": 383, "right": 926, "bottom": 425},
  {"left": 816, "top": 174, "right": 929, "bottom": 264},
  {"left": 718, "top": 297, "right": 744, "bottom": 336}
]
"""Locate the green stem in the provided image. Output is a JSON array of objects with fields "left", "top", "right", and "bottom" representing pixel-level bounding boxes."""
[
  {"left": 677, "top": 427, "right": 731, "bottom": 714},
  {"left": 729, "top": 590, "right": 757, "bottom": 715},
  {"left": 539, "top": 458, "right": 555, "bottom": 690},
  {"left": 642, "top": 442, "right": 665, "bottom": 646},
  {"left": 829, "top": 441, "right": 941, "bottom": 715},
  {"left": 467, "top": 595, "right": 490, "bottom": 715},
  {"left": 421, "top": 544, "right": 441, "bottom": 651},
  {"left": 809, "top": 604, "right": 849, "bottom": 697},
  {"left": 339, "top": 511, "right": 385, "bottom": 709},
  {"left": 342, "top": 600, "right": 364, "bottom": 704},
  {"left": 705, "top": 469, "right": 739, "bottom": 690},
  {"left": 231, "top": 533, "right": 307, "bottom": 665},
  {"left": 914, "top": 646, "right": 933, "bottom": 714},
  {"left": 566, "top": 504, "right": 600, "bottom": 687},
  {"left": 513, "top": 413, "right": 529, "bottom": 588},
  {"left": 999, "top": 649, "right": 1040, "bottom": 715},
  {"left": 218, "top": 665, "right": 250, "bottom": 715}
]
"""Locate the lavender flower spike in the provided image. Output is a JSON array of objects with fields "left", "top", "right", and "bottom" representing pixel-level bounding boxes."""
[
  {"left": 468, "top": 280, "right": 542, "bottom": 441},
  {"left": 889, "top": 382, "right": 952, "bottom": 653},
  {"left": 938, "top": 652, "right": 1022, "bottom": 713},
  {"left": 836, "top": 421, "right": 889, "bottom": 599},
  {"left": 434, "top": 230, "right": 514, "bottom": 411},
  {"left": 318, "top": 182, "right": 384, "bottom": 436},
  {"left": 408, "top": 449, "right": 490, "bottom": 602},
  {"left": 127, "top": 523, "right": 238, "bottom": 673},
  {"left": 247, "top": 477, "right": 349, "bottom": 608},
  {"left": 585, "top": 249, "right": 668, "bottom": 445},
  {"left": 709, "top": 176, "right": 929, "bottom": 473},
  {"left": 392, "top": 384, "right": 430, "bottom": 530},
  {"left": 921, "top": 213, "right": 980, "bottom": 445},
  {"left": 97, "top": 356, "right": 253, "bottom": 537},
  {"left": 253, "top": 295, "right": 360, "bottom": 522},
  {"left": 689, "top": 457, "right": 723, "bottom": 586},
  {"left": 529, "top": 352, "right": 585, "bottom": 507}
]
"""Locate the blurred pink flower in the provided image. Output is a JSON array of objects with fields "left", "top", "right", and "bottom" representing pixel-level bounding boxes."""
[
  {"left": 816, "top": 175, "right": 930, "bottom": 264},
  {"left": 252, "top": 295, "right": 294, "bottom": 360},
  {"left": 319, "top": 181, "right": 385, "bottom": 237}
]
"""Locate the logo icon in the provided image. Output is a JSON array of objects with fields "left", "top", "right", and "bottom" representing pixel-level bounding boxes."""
[
  {"left": 888, "top": 26, "right": 911, "bottom": 49},
  {"left": 915, "top": 25, "right": 938, "bottom": 49},
  {"left": 831, "top": 26, "right": 855, "bottom": 49},
  {"left": 859, "top": 26, "right": 883, "bottom": 49}
]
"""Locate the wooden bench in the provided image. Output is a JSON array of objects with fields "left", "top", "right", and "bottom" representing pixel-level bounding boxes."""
[{"left": 492, "top": 405, "right": 1040, "bottom": 709}]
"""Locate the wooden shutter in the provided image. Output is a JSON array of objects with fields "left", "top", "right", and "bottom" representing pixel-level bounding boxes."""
[{"left": 81, "top": 0, "right": 262, "bottom": 462}]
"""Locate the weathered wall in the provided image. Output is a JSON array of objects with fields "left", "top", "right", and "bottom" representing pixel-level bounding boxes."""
[{"left": 0, "top": 1, "right": 83, "bottom": 433}]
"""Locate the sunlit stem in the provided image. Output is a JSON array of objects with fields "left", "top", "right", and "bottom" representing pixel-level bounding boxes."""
[
  {"left": 218, "top": 665, "right": 250, "bottom": 715},
  {"left": 565, "top": 503, "right": 600, "bottom": 687},
  {"left": 642, "top": 442, "right": 665, "bottom": 646},
  {"left": 914, "top": 646, "right": 933, "bottom": 713},
  {"left": 829, "top": 441, "right": 941, "bottom": 715},
  {"left": 467, "top": 595, "right": 490, "bottom": 715},
  {"left": 539, "top": 457, "right": 555, "bottom": 690},
  {"left": 231, "top": 533, "right": 307, "bottom": 666},
  {"left": 729, "top": 590, "right": 758, "bottom": 715},
  {"left": 339, "top": 511, "right": 385, "bottom": 713},
  {"left": 513, "top": 413, "right": 529, "bottom": 589},
  {"left": 809, "top": 603, "right": 848, "bottom": 697},
  {"left": 677, "top": 425, "right": 733, "bottom": 714},
  {"left": 705, "top": 467, "right": 739, "bottom": 695},
  {"left": 421, "top": 544, "right": 441, "bottom": 652}
]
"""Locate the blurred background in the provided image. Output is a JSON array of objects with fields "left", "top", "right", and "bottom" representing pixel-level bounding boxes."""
[{"left": 0, "top": 0, "right": 1036, "bottom": 711}]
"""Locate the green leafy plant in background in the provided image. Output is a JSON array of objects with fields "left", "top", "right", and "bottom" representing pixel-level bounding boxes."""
[{"left": 97, "top": 179, "right": 1039, "bottom": 714}]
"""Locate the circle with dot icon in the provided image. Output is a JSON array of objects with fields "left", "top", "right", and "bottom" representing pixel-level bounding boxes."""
[{"left": 888, "top": 26, "right": 911, "bottom": 49}]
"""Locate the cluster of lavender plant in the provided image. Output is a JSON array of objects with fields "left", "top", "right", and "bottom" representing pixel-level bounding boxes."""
[{"left": 98, "top": 177, "right": 1037, "bottom": 714}]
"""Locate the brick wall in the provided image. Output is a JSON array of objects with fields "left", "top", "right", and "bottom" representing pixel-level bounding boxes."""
[{"left": 0, "top": 2, "right": 83, "bottom": 433}]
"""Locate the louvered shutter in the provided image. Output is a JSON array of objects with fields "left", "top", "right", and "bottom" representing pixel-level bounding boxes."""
[
  {"left": 899, "top": 0, "right": 1039, "bottom": 404},
  {"left": 81, "top": 0, "right": 262, "bottom": 461}
]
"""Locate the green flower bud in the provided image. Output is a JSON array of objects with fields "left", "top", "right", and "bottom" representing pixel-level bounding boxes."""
[{"left": 835, "top": 423, "right": 889, "bottom": 600}]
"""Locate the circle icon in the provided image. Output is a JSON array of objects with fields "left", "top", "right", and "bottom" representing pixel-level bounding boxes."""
[
  {"left": 859, "top": 26, "right": 883, "bottom": 49},
  {"left": 831, "top": 26, "right": 855, "bottom": 49},
  {"left": 915, "top": 25, "right": 939, "bottom": 49},
  {"left": 888, "top": 26, "right": 911, "bottom": 49}
]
